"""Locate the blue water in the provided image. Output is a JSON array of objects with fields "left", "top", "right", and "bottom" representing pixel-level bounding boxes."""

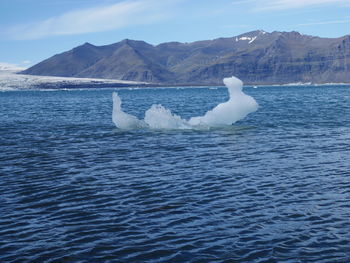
[{"left": 1, "top": 85, "right": 350, "bottom": 262}]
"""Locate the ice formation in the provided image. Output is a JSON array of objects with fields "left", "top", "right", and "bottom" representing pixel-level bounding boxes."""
[{"left": 112, "top": 76, "right": 258, "bottom": 129}]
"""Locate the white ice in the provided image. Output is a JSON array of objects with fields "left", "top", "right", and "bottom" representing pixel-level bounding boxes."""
[
  {"left": 112, "top": 76, "right": 258, "bottom": 130},
  {"left": 0, "top": 70, "right": 144, "bottom": 91}
]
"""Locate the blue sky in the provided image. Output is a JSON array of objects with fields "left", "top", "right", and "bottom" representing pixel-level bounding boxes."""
[{"left": 1, "top": 0, "right": 350, "bottom": 67}]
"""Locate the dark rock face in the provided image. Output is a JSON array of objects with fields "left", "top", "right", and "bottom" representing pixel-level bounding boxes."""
[{"left": 21, "top": 31, "right": 350, "bottom": 84}]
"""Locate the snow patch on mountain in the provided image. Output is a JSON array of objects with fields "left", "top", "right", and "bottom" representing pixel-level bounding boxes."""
[
  {"left": 234, "top": 30, "right": 266, "bottom": 44},
  {"left": 235, "top": 36, "right": 257, "bottom": 44}
]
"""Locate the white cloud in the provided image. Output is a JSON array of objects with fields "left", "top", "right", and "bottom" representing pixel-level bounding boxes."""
[
  {"left": 21, "top": 60, "right": 31, "bottom": 65},
  {"left": 7, "top": 0, "right": 173, "bottom": 40},
  {"left": 0, "top": 62, "right": 25, "bottom": 71},
  {"left": 298, "top": 18, "right": 350, "bottom": 26},
  {"left": 221, "top": 24, "right": 251, "bottom": 29},
  {"left": 252, "top": 0, "right": 349, "bottom": 11}
]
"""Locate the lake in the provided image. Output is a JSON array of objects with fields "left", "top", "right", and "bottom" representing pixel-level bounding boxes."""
[{"left": 1, "top": 85, "right": 350, "bottom": 262}]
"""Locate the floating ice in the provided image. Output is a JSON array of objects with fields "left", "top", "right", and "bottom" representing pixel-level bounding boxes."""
[
  {"left": 144, "top": 104, "right": 191, "bottom": 129},
  {"left": 112, "top": 92, "right": 147, "bottom": 129},
  {"left": 112, "top": 76, "right": 258, "bottom": 130}
]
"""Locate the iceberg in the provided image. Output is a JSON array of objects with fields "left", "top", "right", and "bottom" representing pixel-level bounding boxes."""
[{"left": 112, "top": 76, "right": 258, "bottom": 130}]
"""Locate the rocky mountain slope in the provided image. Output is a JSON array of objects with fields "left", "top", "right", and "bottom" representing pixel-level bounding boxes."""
[{"left": 21, "top": 30, "right": 350, "bottom": 85}]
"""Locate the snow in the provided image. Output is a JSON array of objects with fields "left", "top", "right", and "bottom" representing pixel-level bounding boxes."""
[
  {"left": 0, "top": 70, "right": 146, "bottom": 91},
  {"left": 235, "top": 35, "right": 257, "bottom": 44},
  {"left": 234, "top": 30, "right": 267, "bottom": 44},
  {"left": 248, "top": 36, "right": 257, "bottom": 44}
]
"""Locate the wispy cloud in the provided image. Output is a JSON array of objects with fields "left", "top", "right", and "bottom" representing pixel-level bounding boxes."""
[
  {"left": 0, "top": 62, "right": 26, "bottom": 70},
  {"left": 298, "top": 18, "right": 350, "bottom": 26},
  {"left": 6, "top": 0, "right": 174, "bottom": 40},
  {"left": 251, "top": 0, "right": 349, "bottom": 11},
  {"left": 221, "top": 24, "right": 251, "bottom": 29}
]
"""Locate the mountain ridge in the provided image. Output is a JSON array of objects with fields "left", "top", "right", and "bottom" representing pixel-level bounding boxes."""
[{"left": 21, "top": 30, "right": 350, "bottom": 85}]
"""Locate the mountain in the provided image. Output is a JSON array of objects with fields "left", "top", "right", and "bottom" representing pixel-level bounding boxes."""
[{"left": 21, "top": 30, "right": 350, "bottom": 85}]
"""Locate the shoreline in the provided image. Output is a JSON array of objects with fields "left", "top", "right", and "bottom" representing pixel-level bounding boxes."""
[{"left": 1, "top": 71, "right": 350, "bottom": 91}]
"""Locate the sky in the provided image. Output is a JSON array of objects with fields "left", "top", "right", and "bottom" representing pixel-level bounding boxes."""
[{"left": 1, "top": 0, "right": 350, "bottom": 67}]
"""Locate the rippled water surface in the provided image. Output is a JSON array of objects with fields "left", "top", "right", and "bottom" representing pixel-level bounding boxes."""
[{"left": 1, "top": 85, "right": 350, "bottom": 262}]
